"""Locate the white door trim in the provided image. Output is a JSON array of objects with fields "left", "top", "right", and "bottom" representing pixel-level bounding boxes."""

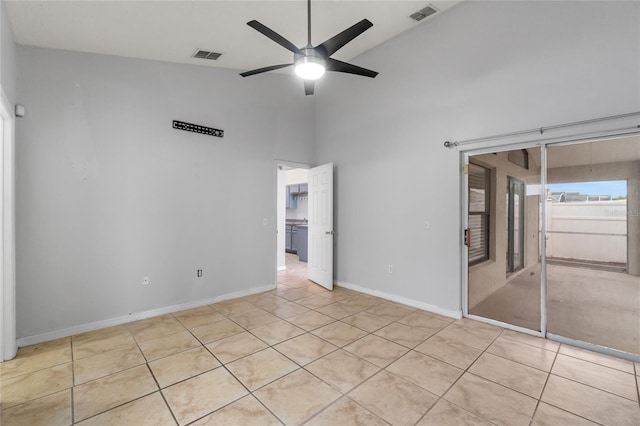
[{"left": 1, "top": 87, "right": 17, "bottom": 361}]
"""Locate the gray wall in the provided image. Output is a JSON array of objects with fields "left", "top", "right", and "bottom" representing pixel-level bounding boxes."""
[
  {"left": 314, "top": 1, "right": 640, "bottom": 313},
  {"left": 1, "top": 0, "right": 17, "bottom": 103},
  {"left": 16, "top": 46, "right": 315, "bottom": 338}
]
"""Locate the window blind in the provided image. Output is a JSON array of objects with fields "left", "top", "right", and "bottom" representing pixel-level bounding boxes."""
[{"left": 469, "top": 163, "right": 490, "bottom": 264}]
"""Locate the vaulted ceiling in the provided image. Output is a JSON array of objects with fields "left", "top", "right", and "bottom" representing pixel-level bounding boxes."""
[{"left": 6, "top": 1, "right": 461, "bottom": 74}]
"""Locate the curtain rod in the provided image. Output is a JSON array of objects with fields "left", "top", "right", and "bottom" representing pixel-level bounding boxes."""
[{"left": 444, "top": 111, "right": 640, "bottom": 148}]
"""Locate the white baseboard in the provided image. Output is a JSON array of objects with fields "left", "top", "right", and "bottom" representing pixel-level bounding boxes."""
[
  {"left": 335, "top": 280, "right": 462, "bottom": 320},
  {"left": 277, "top": 266, "right": 286, "bottom": 271},
  {"left": 16, "top": 284, "right": 276, "bottom": 348}
]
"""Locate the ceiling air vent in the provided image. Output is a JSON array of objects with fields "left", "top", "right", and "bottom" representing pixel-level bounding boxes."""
[
  {"left": 410, "top": 5, "right": 438, "bottom": 22},
  {"left": 192, "top": 49, "right": 222, "bottom": 60}
]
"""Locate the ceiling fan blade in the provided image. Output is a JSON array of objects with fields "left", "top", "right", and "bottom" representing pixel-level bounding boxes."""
[
  {"left": 304, "top": 80, "right": 315, "bottom": 96},
  {"left": 317, "top": 19, "right": 373, "bottom": 57},
  {"left": 240, "top": 63, "right": 293, "bottom": 78},
  {"left": 247, "top": 20, "right": 302, "bottom": 55},
  {"left": 326, "top": 58, "right": 378, "bottom": 78}
]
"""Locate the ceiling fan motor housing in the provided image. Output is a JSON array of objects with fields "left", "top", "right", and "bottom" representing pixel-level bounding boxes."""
[{"left": 295, "top": 47, "right": 325, "bottom": 63}]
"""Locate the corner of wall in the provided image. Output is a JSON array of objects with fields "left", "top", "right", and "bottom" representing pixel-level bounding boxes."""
[{"left": 1, "top": 0, "right": 18, "bottom": 105}]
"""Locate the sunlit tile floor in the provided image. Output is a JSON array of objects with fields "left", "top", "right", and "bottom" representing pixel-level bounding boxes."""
[{"left": 1, "top": 255, "right": 639, "bottom": 425}]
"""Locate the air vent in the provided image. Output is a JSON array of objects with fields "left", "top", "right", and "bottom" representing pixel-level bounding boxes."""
[
  {"left": 192, "top": 49, "right": 222, "bottom": 60},
  {"left": 410, "top": 5, "right": 438, "bottom": 22}
]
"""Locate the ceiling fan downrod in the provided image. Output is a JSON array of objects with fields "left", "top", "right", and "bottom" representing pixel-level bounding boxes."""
[{"left": 307, "top": 0, "right": 312, "bottom": 47}]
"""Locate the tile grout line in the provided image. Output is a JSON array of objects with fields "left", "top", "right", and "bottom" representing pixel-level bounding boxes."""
[
  {"left": 549, "top": 347, "right": 639, "bottom": 402},
  {"left": 239, "top": 336, "right": 292, "bottom": 426},
  {"left": 70, "top": 337, "right": 76, "bottom": 425},
  {"left": 544, "top": 370, "right": 640, "bottom": 404},
  {"left": 409, "top": 322, "right": 506, "bottom": 426},
  {"left": 189, "top": 302, "right": 329, "bottom": 426},
  {"left": 477, "top": 340, "right": 558, "bottom": 375},
  {"left": 636, "top": 363, "right": 640, "bottom": 406},
  {"left": 144, "top": 362, "right": 179, "bottom": 426},
  {"left": 69, "top": 327, "right": 172, "bottom": 425},
  {"left": 530, "top": 344, "right": 616, "bottom": 426},
  {"left": 554, "top": 350, "right": 636, "bottom": 375},
  {"left": 173, "top": 335, "right": 253, "bottom": 425},
  {"left": 528, "top": 340, "right": 561, "bottom": 426},
  {"left": 248, "top": 279, "right": 389, "bottom": 424}
]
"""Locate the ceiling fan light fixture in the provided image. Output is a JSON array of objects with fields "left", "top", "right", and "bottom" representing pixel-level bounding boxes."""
[
  {"left": 294, "top": 56, "right": 325, "bottom": 80},
  {"left": 240, "top": 0, "right": 378, "bottom": 93}
]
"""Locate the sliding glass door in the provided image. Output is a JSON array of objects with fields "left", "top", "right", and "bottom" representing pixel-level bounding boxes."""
[
  {"left": 467, "top": 148, "right": 542, "bottom": 331},
  {"left": 466, "top": 136, "right": 640, "bottom": 356},
  {"left": 546, "top": 137, "right": 640, "bottom": 354}
]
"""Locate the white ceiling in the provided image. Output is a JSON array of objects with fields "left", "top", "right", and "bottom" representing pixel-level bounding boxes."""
[{"left": 5, "top": 0, "right": 461, "bottom": 74}]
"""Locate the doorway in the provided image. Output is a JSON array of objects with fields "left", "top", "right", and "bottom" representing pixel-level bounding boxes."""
[
  {"left": 278, "top": 165, "right": 310, "bottom": 286},
  {"left": 465, "top": 136, "right": 640, "bottom": 358},
  {"left": 276, "top": 162, "right": 335, "bottom": 291}
]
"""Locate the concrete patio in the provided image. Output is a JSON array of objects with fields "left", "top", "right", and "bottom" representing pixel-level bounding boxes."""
[{"left": 470, "top": 264, "right": 640, "bottom": 355}]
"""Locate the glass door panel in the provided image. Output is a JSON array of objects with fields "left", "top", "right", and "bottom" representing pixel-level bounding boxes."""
[
  {"left": 546, "top": 137, "right": 640, "bottom": 354},
  {"left": 468, "top": 148, "right": 542, "bottom": 331}
]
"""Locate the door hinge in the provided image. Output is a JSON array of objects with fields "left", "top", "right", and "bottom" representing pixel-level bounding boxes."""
[{"left": 464, "top": 229, "right": 470, "bottom": 247}]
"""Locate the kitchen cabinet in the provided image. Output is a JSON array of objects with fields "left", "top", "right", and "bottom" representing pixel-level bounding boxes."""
[
  {"left": 285, "top": 224, "right": 298, "bottom": 254},
  {"left": 285, "top": 225, "right": 292, "bottom": 251},
  {"left": 291, "top": 225, "right": 298, "bottom": 252},
  {"left": 297, "top": 226, "right": 308, "bottom": 262},
  {"left": 285, "top": 183, "right": 309, "bottom": 209},
  {"left": 285, "top": 224, "right": 307, "bottom": 259},
  {"left": 286, "top": 185, "right": 297, "bottom": 209}
]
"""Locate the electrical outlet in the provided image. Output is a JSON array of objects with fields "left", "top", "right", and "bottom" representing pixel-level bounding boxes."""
[
  {"left": 263, "top": 218, "right": 269, "bottom": 226},
  {"left": 424, "top": 220, "right": 430, "bottom": 230},
  {"left": 142, "top": 276, "right": 150, "bottom": 286},
  {"left": 197, "top": 269, "right": 203, "bottom": 278},
  {"left": 388, "top": 264, "right": 393, "bottom": 274}
]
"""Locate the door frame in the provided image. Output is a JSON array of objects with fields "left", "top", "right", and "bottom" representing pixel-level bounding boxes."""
[{"left": 1, "top": 88, "right": 17, "bottom": 361}]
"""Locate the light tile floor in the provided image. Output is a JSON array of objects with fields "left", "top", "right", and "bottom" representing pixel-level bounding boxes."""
[{"left": 1, "top": 254, "right": 639, "bottom": 425}]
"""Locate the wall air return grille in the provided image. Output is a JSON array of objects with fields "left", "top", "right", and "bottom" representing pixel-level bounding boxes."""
[
  {"left": 410, "top": 5, "right": 438, "bottom": 22},
  {"left": 192, "top": 49, "right": 222, "bottom": 60}
]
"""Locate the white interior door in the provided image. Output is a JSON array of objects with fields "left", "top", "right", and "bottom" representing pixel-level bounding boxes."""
[{"left": 308, "top": 163, "right": 333, "bottom": 290}]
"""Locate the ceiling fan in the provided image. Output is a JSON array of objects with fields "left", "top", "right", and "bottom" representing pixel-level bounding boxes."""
[{"left": 240, "top": 0, "right": 378, "bottom": 95}]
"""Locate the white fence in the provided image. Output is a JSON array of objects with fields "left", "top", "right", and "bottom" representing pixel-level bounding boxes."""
[{"left": 545, "top": 200, "right": 627, "bottom": 264}]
